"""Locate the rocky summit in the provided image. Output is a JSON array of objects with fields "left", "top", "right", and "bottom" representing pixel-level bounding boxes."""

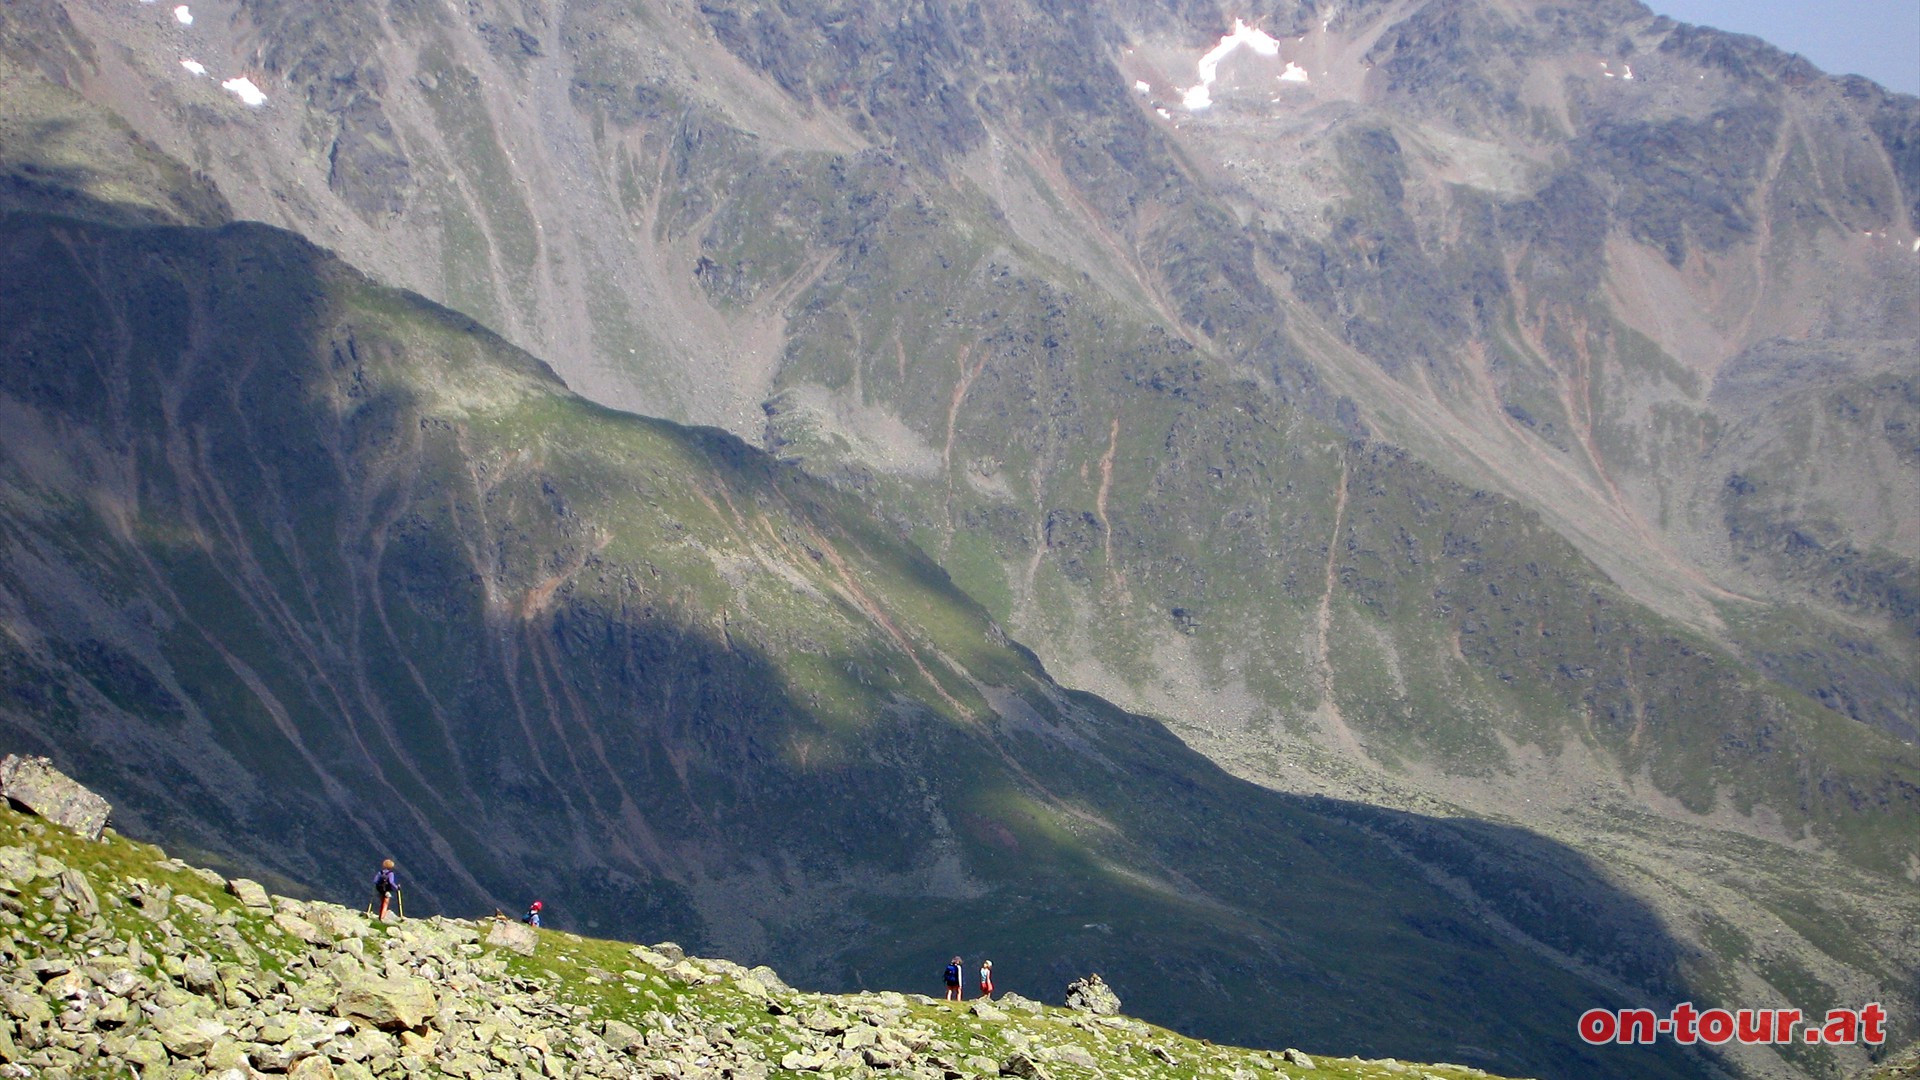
[{"left": 0, "top": 793, "right": 1513, "bottom": 1080}]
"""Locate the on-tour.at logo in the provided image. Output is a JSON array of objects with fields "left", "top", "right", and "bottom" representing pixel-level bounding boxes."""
[{"left": 1578, "top": 1002, "right": 1887, "bottom": 1046}]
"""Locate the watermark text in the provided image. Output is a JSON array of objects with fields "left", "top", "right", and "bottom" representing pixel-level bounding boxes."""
[{"left": 1578, "top": 1003, "right": 1886, "bottom": 1046}]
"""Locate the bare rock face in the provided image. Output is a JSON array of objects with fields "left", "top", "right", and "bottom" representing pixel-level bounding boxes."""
[
  {"left": 0, "top": 755, "right": 110, "bottom": 839},
  {"left": 1063, "top": 974, "right": 1120, "bottom": 1016}
]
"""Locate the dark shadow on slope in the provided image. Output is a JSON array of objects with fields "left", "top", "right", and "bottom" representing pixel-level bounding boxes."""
[{"left": 0, "top": 205, "right": 1765, "bottom": 1080}]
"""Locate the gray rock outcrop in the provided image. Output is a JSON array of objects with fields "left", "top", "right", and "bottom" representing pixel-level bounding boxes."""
[
  {"left": 1063, "top": 974, "right": 1121, "bottom": 1016},
  {"left": 0, "top": 755, "right": 111, "bottom": 840}
]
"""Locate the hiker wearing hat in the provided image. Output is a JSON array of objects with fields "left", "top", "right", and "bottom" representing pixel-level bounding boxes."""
[
  {"left": 978, "top": 959, "right": 994, "bottom": 999},
  {"left": 943, "top": 956, "right": 964, "bottom": 1001},
  {"left": 372, "top": 859, "right": 400, "bottom": 919},
  {"left": 524, "top": 900, "right": 543, "bottom": 927}
]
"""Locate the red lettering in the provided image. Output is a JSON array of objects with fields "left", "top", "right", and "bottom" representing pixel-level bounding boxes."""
[
  {"left": 1775, "top": 1008, "right": 1802, "bottom": 1041},
  {"left": 1861, "top": 1003, "right": 1886, "bottom": 1045},
  {"left": 1577, "top": 1002, "right": 1877, "bottom": 1047},
  {"left": 1579, "top": 1009, "right": 1618, "bottom": 1045},
  {"left": 1697, "top": 1009, "right": 1734, "bottom": 1044},
  {"left": 1619, "top": 1009, "right": 1657, "bottom": 1044},
  {"left": 1671, "top": 1002, "right": 1699, "bottom": 1044}
]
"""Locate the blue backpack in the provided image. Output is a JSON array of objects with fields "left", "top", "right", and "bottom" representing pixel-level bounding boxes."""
[{"left": 944, "top": 963, "right": 960, "bottom": 985}]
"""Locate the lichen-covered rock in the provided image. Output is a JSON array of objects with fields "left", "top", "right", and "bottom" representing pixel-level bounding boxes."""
[
  {"left": 152, "top": 1011, "right": 227, "bottom": 1057},
  {"left": 334, "top": 974, "right": 437, "bottom": 1030},
  {"left": 601, "top": 1019, "right": 645, "bottom": 1053},
  {"left": 1283, "top": 1047, "right": 1316, "bottom": 1069},
  {"left": 781, "top": 1048, "right": 827, "bottom": 1071},
  {"left": 970, "top": 1000, "right": 1007, "bottom": 1022},
  {"left": 273, "top": 910, "right": 329, "bottom": 945},
  {"left": 180, "top": 956, "right": 220, "bottom": 998},
  {"left": 0, "top": 845, "right": 34, "bottom": 883},
  {"left": 287, "top": 1053, "right": 338, "bottom": 1080},
  {"left": 55, "top": 868, "right": 96, "bottom": 919},
  {"left": 0, "top": 757, "right": 110, "bottom": 840}
]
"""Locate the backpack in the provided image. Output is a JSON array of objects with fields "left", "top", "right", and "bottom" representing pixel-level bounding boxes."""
[
  {"left": 374, "top": 868, "right": 396, "bottom": 894},
  {"left": 944, "top": 963, "right": 960, "bottom": 985}
]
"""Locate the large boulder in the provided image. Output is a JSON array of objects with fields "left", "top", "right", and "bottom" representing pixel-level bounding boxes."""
[
  {"left": 599, "top": 1019, "right": 645, "bottom": 1053},
  {"left": 484, "top": 919, "right": 538, "bottom": 955},
  {"left": 1063, "top": 975, "right": 1121, "bottom": 1016},
  {"left": 154, "top": 1012, "right": 229, "bottom": 1057},
  {"left": 225, "top": 878, "right": 272, "bottom": 911},
  {"left": 0, "top": 755, "right": 111, "bottom": 839},
  {"left": 335, "top": 975, "right": 438, "bottom": 1030}
]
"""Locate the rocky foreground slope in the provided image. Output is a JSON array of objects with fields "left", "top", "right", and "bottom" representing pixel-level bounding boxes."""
[{"left": 0, "top": 793, "right": 1516, "bottom": 1080}]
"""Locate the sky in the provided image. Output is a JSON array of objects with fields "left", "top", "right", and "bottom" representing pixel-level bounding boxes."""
[{"left": 1647, "top": 1, "right": 1919, "bottom": 96}]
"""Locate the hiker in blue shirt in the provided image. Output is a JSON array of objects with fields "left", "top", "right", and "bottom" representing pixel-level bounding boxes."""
[
  {"left": 944, "top": 956, "right": 964, "bottom": 1001},
  {"left": 524, "top": 900, "right": 543, "bottom": 927},
  {"left": 372, "top": 859, "right": 400, "bottom": 919}
]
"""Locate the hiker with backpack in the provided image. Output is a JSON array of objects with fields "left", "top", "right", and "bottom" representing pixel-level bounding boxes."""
[
  {"left": 523, "top": 900, "right": 543, "bottom": 927},
  {"left": 371, "top": 859, "right": 401, "bottom": 919},
  {"left": 944, "top": 956, "right": 964, "bottom": 1001}
]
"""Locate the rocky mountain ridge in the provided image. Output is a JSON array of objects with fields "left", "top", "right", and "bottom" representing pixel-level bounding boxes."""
[{"left": 0, "top": 776, "right": 1523, "bottom": 1080}]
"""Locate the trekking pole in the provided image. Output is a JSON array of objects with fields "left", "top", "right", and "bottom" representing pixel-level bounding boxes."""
[{"left": 397, "top": 889, "right": 405, "bottom": 919}]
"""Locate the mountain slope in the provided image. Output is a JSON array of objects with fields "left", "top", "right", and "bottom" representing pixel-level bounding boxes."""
[
  {"left": 0, "top": 191, "right": 1771, "bottom": 1076},
  {"left": 15, "top": 0, "right": 1911, "bottom": 754},
  {"left": 2, "top": 3, "right": 1919, "bottom": 1077},
  {"left": 22, "top": 0, "right": 1906, "bottom": 763}
]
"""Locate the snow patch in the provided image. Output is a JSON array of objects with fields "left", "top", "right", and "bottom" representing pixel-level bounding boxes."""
[
  {"left": 1183, "top": 19, "right": 1282, "bottom": 111},
  {"left": 1622, "top": 65, "right": 1634, "bottom": 80},
  {"left": 1279, "top": 61, "right": 1310, "bottom": 83},
  {"left": 1912, "top": 238, "right": 1919, "bottom": 253},
  {"left": 222, "top": 76, "right": 267, "bottom": 106},
  {"left": 172, "top": 5, "right": 192, "bottom": 25},
  {"left": 1135, "top": 80, "right": 1151, "bottom": 94},
  {"left": 180, "top": 59, "right": 206, "bottom": 76}
]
